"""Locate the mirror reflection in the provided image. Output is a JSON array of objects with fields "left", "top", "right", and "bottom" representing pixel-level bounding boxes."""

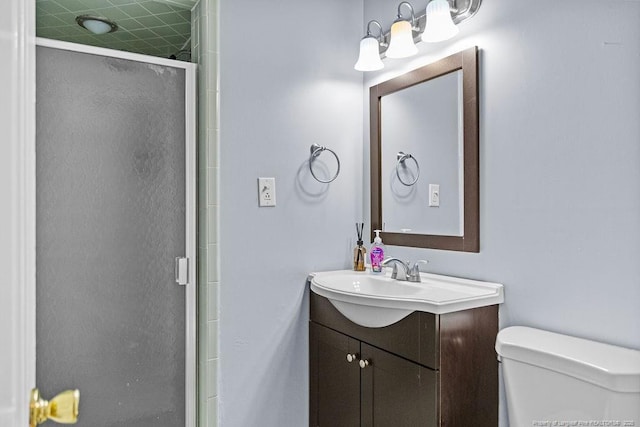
[{"left": 381, "top": 70, "right": 464, "bottom": 236}]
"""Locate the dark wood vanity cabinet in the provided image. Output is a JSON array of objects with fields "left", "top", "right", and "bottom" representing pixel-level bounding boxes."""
[
  {"left": 310, "top": 323, "right": 437, "bottom": 427},
  {"left": 310, "top": 323, "right": 361, "bottom": 427},
  {"left": 309, "top": 292, "right": 498, "bottom": 427}
]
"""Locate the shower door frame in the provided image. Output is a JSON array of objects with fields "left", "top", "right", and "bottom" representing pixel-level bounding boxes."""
[{"left": 35, "top": 37, "right": 198, "bottom": 427}]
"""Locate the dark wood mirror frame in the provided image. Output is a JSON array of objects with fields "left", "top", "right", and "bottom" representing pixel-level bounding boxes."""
[{"left": 370, "top": 46, "right": 479, "bottom": 252}]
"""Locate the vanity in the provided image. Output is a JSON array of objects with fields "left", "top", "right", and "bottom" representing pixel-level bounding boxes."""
[
  {"left": 309, "top": 46, "right": 497, "bottom": 426},
  {"left": 308, "top": 269, "right": 503, "bottom": 427}
]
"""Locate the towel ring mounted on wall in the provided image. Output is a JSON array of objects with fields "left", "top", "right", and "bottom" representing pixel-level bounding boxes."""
[
  {"left": 309, "top": 144, "right": 340, "bottom": 183},
  {"left": 396, "top": 152, "right": 420, "bottom": 186}
]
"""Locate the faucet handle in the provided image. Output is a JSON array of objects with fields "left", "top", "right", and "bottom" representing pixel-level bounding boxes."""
[
  {"left": 414, "top": 259, "right": 429, "bottom": 269},
  {"left": 408, "top": 260, "right": 429, "bottom": 282}
]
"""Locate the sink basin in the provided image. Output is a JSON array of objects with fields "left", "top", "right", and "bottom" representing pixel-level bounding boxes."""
[{"left": 309, "top": 269, "right": 504, "bottom": 327}]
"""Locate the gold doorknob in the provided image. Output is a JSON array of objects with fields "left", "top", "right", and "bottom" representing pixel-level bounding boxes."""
[{"left": 30, "top": 388, "right": 79, "bottom": 427}]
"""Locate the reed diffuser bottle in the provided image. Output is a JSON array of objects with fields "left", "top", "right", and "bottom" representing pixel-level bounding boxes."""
[{"left": 353, "top": 223, "right": 366, "bottom": 271}]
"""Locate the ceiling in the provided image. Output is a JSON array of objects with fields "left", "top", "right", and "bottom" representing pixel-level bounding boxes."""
[{"left": 36, "top": 0, "right": 194, "bottom": 60}]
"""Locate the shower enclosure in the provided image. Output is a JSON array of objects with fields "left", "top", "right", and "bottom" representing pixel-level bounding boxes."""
[{"left": 34, "top": 39, "right": 196, "bottom": 427}]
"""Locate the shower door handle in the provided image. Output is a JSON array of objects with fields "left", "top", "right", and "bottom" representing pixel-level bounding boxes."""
[{"left": 175, "top": 257, "right": 189, "bottom": 285}]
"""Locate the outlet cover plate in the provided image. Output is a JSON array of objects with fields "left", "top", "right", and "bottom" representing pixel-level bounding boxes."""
[{"left": 258, "top": 177, "right": 276, "bottom": 207}]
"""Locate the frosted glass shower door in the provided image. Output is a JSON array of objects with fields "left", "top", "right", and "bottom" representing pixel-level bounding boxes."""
[{"left": 36, "top": 43, "right": 195, "bottom": 427}]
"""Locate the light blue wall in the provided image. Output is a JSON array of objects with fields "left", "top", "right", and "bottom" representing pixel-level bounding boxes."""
[
  {"left": 218, "top": 0, "right": 639, "bottom": 425},
  {"left": 365, "top": 0, "right": 640, "bottom": 349},
  {"left": 363, "top": 0, "right": 640, "bottom": 425},
  {"left": 218, "top": 0, "right": 363, "bottom": 425}
]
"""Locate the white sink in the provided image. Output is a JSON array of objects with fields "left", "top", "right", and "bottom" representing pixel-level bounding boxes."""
[{"left": 309, "top": 269, "right": 504, "bottom": 328}]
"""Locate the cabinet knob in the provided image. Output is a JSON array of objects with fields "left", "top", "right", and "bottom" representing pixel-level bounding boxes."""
[
  {"left": 346, "top": 353, "right": 358, "bottom": 363},
  {"left": 359, "top": 359, "right": 370, "bottom": 369}
]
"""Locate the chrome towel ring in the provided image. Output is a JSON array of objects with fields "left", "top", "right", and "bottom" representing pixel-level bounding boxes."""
[
  {"left": 309, "top": 144, "right": 340, "bottom": 183},
  {"left": 396, "top": 151, "right": 420, "bottom": 186}
]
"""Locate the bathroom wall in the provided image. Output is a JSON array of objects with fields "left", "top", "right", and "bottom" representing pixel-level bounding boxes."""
[
  {"left": 363, "top": 0, "right": 640, "bottom": 424},
  {"left": 192, "top": 0, "right": 219, "bottom": 425},
  {"left": 218, "top": 0, "right": 364, "bottom": 425},
  {"left": 214, "top": 0, "right": 638, "bottom": 425}
]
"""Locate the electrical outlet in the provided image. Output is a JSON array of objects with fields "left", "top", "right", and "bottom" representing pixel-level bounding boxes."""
[
  {"left": 258, "top": 177, "right": 276, "bottom": 207},
  {"left": 429, "top": 184, "right": 440, "bottom": 207}
]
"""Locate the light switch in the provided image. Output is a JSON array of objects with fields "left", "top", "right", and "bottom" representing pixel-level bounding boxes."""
[{"left": 429, "top": 184, "right": 440, "bottom": 207}]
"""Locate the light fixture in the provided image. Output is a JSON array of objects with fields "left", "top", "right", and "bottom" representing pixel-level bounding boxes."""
[
  {"left": 421, "top": 0, "right": 459, "bottom": 43},
  {"left": 75, "top": 15, "right": 118, "bottom": 35},
  {"left": 385, "top": 2, "right": 419, "bottom": 59},
  {"left": 353, "top": 0, "right": 483, "bottom": 71},
  {"left": 354, "top": 20, "right": 385, "bottom": 71}
]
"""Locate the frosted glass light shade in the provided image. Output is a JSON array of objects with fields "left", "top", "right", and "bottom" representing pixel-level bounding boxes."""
[
  {"left": 82, "top": 19, "right": 113, "bottom": 34},
  {"left": 354, "top": 37, "right": 384, "bottom": 71},
  {"left": 421, "top": 0, "right": 459, "bottom": 43},
  {"left": 386, "top": 20, "right": 418, "bottom": 59},
  {"left": 76, "top": 15, "right": 118, "bottom": 35}
]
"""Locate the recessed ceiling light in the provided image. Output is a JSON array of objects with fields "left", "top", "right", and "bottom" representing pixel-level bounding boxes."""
[{"left": 75, "top": 15, "right": 118, "bottom": 35}]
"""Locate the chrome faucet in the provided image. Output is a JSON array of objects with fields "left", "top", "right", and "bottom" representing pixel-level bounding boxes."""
[
  {"left": 382, "top": 258, "right": 429, "bottom": 283},
  {"left": 381, "top": 257, "right": 410, "bottom": 280}
]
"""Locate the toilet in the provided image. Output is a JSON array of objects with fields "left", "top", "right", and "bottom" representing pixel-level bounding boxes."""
[{"left": 495, "top": 326, "right": 640, "bottom": 427}]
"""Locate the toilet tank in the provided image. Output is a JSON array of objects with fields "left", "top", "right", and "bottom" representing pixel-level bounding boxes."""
[{"left": 496, "top": 326, "right": 640, "bottom": 427}]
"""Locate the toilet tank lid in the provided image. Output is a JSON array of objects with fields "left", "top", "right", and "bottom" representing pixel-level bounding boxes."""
[{"left": 495, "top": 326, "right": 640, "bottom": 393}]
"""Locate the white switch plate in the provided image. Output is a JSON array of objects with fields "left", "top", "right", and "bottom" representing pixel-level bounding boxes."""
[
  {"left": 429, "top": 184, "right": 440, "bottom": 207},
  {"left": 258, "top": 177, "right": 276, "bottom": 207}
]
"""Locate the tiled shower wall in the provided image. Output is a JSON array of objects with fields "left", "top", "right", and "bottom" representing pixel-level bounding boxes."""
[{"left": 192, "top": 0, "right": 219, "bottom": 426}]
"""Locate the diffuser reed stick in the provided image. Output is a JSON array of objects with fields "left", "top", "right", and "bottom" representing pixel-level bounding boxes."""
[{"left": 354, "top": 222, "right": 366, "bottom": 271}]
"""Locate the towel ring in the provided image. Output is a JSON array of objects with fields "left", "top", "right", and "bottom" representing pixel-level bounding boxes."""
[
  {"left": 396, "top": 152, "right": 420, "bottom": 186},
  {"left": 309, "top": 144, "right": 340, "bottom": 183}
]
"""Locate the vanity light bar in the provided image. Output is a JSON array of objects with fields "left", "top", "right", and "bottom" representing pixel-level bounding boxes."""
[
  {"left": 380, "top": 0, "right": 481, "bottom": 53},
  {"left": 355, "top": 0, "right": 482, "bottom": 70}
]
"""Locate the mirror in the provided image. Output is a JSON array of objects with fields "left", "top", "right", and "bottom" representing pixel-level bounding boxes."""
[
  {"left": 370, "top": 47, "right": 479, "bottom": 251},
  {"left": 382, "top": 70, "right": 464, "bottom": 237}
]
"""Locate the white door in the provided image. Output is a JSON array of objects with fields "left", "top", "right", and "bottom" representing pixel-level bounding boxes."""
[
  {"left": 0, "top": 4, "right": 196, "bottom": 426},
  {"left": 0, "top": 0, "right": 36, "bottom": 426}
]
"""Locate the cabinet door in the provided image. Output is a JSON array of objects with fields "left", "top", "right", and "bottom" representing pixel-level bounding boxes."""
[
  {"left": 310, "top": 322, "right": 361, "bottom": 427},
  {"left": 361, "top": 343, "right": 437, "bottom": 427}
]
